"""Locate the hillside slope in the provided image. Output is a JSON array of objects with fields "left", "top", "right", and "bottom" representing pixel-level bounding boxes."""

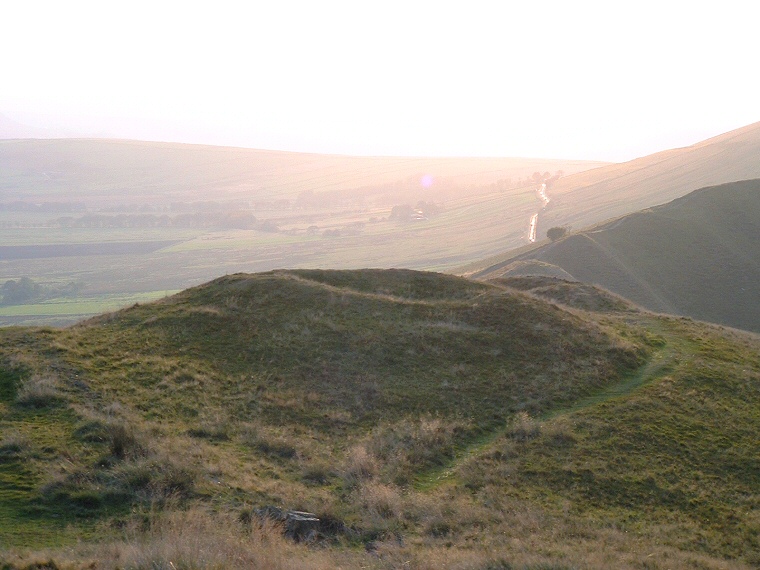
[
  {"left": 475, "top": 179, "right": 760, "bottom": 333},
  {"left": 536, "top": 120, "right": 760, "bottom": 235},
  {"left": 1, "top": 269, "right": 759, "bottom": 568}
]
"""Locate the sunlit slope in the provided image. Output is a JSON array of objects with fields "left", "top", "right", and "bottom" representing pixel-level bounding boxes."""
[
  {"left": 476, "top": 180, "right": 760, "bottom": 332},
  {"left": 0, "top": 138, "right": 604, "bottom": 204},
  {"left": 538, "top": 120, "right": 760, "bottom": 234}
]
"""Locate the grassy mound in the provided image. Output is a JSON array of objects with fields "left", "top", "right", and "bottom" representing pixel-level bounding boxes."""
[{"left": 1, "top": 269, "right": 758, "bottom": 568}]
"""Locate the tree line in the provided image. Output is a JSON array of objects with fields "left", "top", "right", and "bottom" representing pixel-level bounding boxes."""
[{"left": 0, "top": 277, "right": 83, "bottom": 305}]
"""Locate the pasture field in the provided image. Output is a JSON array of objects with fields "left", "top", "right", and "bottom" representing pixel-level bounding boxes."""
[
  {"left": 0, "top": 173, "right": 538, "bottom": 325},
  {"left": 1, "top": 138, "right": 583, "bottom": 326},
  {"left": 0, "top": 291, "right": 179, "bottom": 327}
]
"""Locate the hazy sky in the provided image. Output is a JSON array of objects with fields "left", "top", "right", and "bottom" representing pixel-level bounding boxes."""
[{"left": 2, "top": 1, "right": 757, "bottom": 161}]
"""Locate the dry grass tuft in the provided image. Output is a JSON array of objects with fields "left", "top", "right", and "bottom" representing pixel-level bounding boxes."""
[
  {"left": 94, "top": 508, "right": 365, "bottom": 570},
  {"left": 541, "top": 416, "right": 577, "bottom": 447},
  {"left": 15, "top": 373, "right": 62, "bottom": 408},
  {"left": 366, "top": 416, "right": 471, "bottom": 485},
  {"left": 357, "top": 481, "right": 403, "bottom": 521},
  {"left": 341, "top": 444, "right": 379, "bottom": 487},
  {"left": 241, "top": 425, "right": 299, "bottom": 460},
  {"left": 0, "top": 431, "right": 30, "bottom": 461},
  {"left": 509, "top": 411, "right": 540, "bottom": 442}
]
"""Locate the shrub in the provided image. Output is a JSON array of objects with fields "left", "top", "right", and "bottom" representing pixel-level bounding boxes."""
[
  {"left": 340, "top": 445, "right": 378, "bottom": 487},
  {"left": 509, "top": 411, "right": 540, "bottom": 442},
  {"left": 15, "top": 374, "right": 62, "bottom": 408},
  {"left": 546, "top": 226, "right": 568, "bottom": 241},
  {"left": 0, "top": 432, "right": 29, "bottom": 461},
  {"left": 367, "top": 416, "right": 470, "bottom": 485}
]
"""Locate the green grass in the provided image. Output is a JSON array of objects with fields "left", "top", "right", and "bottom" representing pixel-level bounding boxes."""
[
  {"left": 0, "top": 292, "right": 180, "bottom": 317},
  {"left": 0, "top": 269, "right": 758, "bottom": 568},
  {"left": 0, "top": 291, "right": 181, "bottom": 328}
]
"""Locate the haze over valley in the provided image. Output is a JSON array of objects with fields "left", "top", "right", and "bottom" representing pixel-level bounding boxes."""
[{"left": 0, "top": 138, "right": 605, "bottom": 325}]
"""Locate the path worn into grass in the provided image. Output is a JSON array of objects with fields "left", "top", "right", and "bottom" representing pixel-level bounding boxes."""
[{"left": 415, "top": 315, "right": 692, "bottom": 490}]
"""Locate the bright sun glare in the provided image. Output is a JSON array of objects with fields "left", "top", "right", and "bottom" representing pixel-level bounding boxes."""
[{"left": 1, "top": 0, "right": 758, "bottom": 161}]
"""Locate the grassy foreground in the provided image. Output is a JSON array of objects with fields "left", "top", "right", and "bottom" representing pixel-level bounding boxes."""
[{"left": 0, "top": 269, "right": 758, "bottom": 569}]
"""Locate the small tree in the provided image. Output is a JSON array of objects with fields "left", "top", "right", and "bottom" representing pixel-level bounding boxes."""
[
  {"left": 1, "top": 277, "right": 41, "bottom": 305},
  {"left": 546, "top": 226, "right": 568, "bottom": 242},
  {"left": 389, "top": 204, "right": 413, "bottom": 222}
]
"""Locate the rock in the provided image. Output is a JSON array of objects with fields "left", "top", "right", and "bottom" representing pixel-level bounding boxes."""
[{"left": 254, "top": 506, "right": 322, "bottom": 543}]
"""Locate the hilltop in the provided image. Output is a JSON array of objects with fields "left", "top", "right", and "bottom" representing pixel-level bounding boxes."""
[
  {"left": 474, "top": 179, "right": 760, "bottom": 333},
  {"left": 1, "top": 269, "right": 759, "bottom": 569}
]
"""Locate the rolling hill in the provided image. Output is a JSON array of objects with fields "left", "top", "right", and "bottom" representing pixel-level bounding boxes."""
[
  {"left": 0, "top": 138, "right": 603, "bottom": 205},
  {"left": 533, "top": 120, "right": 760, "bottom": 237},
  {"left": 474, "top": 179, "right": 760, "bottom": 333},
  {"left": 1, "top": 269, "right": 759, "bottom": 569}
]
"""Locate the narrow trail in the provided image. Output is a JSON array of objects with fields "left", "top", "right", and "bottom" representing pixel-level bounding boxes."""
[{"left": 415, "top": 316, "right": 688, "bottom": 490}]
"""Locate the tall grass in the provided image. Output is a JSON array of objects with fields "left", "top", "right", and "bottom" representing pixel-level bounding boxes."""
[{"left": 99, "top": 509, "right": 348, "bottom": 570}]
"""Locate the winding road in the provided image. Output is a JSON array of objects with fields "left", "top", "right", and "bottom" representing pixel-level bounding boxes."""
[{"left": 528, "top": 183, "right": 550, "bottom": 243}]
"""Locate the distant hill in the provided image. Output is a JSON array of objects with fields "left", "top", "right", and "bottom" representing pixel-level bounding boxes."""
[
  {"left": 534, "top": 120, "right": 760, "bottom": 237},
  {"left": 1, "top": 269, "right": 759, "bottom": 568},
  {"left": 475, "top": 179, "right": 760, "bottom": 332},
  {"left": 0, "top": 137, "right": 604, "bottom": 205}
]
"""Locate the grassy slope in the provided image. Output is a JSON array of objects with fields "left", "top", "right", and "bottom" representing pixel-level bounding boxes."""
[
  {"left": 55, "top": 269, "right": 642, "bottom": 431},
  {"left": 454, "top": 315, "right": 760, "bottom": 566},
  {"left": 537, "top": 120, "right": 760, "bottom": 236},
  {"left": 474, "top": 179, "right": 760, "bottom": 333},
  {"left": 0, "top": 270, "right": 758, "bottom": 568},
  {"left": 460, "top": 121, "right": 760, "bottom": 278}
]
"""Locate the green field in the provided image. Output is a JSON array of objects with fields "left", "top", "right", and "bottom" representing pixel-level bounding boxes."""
[{"left": 0, "top": 291, "right": 179, "bottom": 326}]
